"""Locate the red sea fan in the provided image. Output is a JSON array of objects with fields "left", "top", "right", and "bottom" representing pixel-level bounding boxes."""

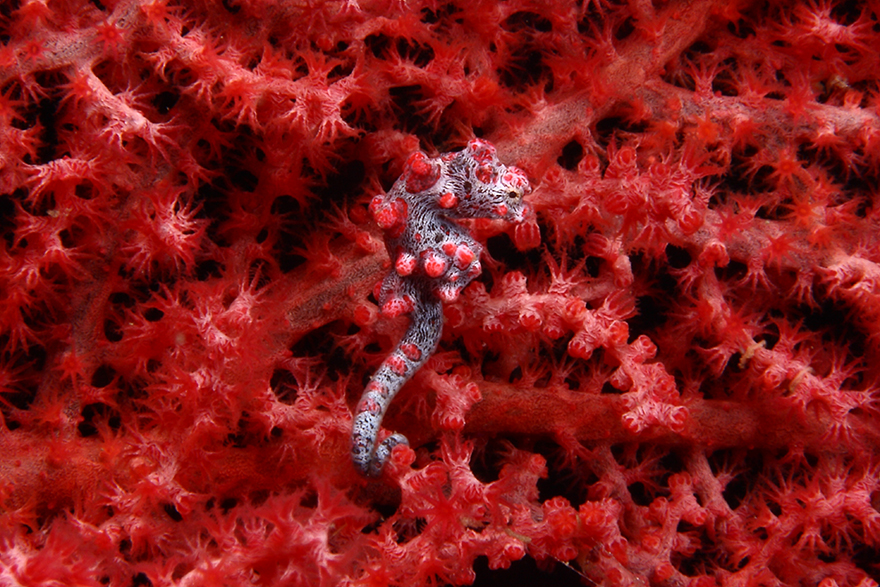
[{"left": 0, "top": 0, "right": 878, "bottom": 585}]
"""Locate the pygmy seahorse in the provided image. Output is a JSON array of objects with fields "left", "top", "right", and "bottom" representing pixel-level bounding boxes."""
[{"left": 352, "top": 138, "right": 530, "bottom": 477}]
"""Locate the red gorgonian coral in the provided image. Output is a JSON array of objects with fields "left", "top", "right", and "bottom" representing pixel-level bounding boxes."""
[{"left": 0, "top": 0, "right": 879, "bottom": 585}]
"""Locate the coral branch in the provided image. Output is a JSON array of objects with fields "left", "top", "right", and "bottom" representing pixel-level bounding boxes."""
[{"left": 464, "top": 383, "right": 880, "bottom": 452}]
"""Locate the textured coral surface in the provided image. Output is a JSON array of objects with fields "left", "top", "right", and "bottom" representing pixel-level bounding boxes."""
[{"left": 1, "top": 0, "right": 879, "bottom": 585}]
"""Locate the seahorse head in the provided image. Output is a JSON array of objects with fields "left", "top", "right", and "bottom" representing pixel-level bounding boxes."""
[{"left": 441, "top": 139, "right": 531, "bottom": 222}]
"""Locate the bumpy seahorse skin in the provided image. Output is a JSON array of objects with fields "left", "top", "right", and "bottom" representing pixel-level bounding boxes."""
[{"left": 352, "top": 139, "right": 531, "bottom": 477}]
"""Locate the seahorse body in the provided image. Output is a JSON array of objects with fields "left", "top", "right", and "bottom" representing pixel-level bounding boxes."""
[{"left": 352, "top": 139, "right": 530, "bottom": 477}]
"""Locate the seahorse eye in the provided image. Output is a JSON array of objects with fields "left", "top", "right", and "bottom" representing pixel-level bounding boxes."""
[{"left": 508, "top": 190, "right": 520, "bottom": 200}]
